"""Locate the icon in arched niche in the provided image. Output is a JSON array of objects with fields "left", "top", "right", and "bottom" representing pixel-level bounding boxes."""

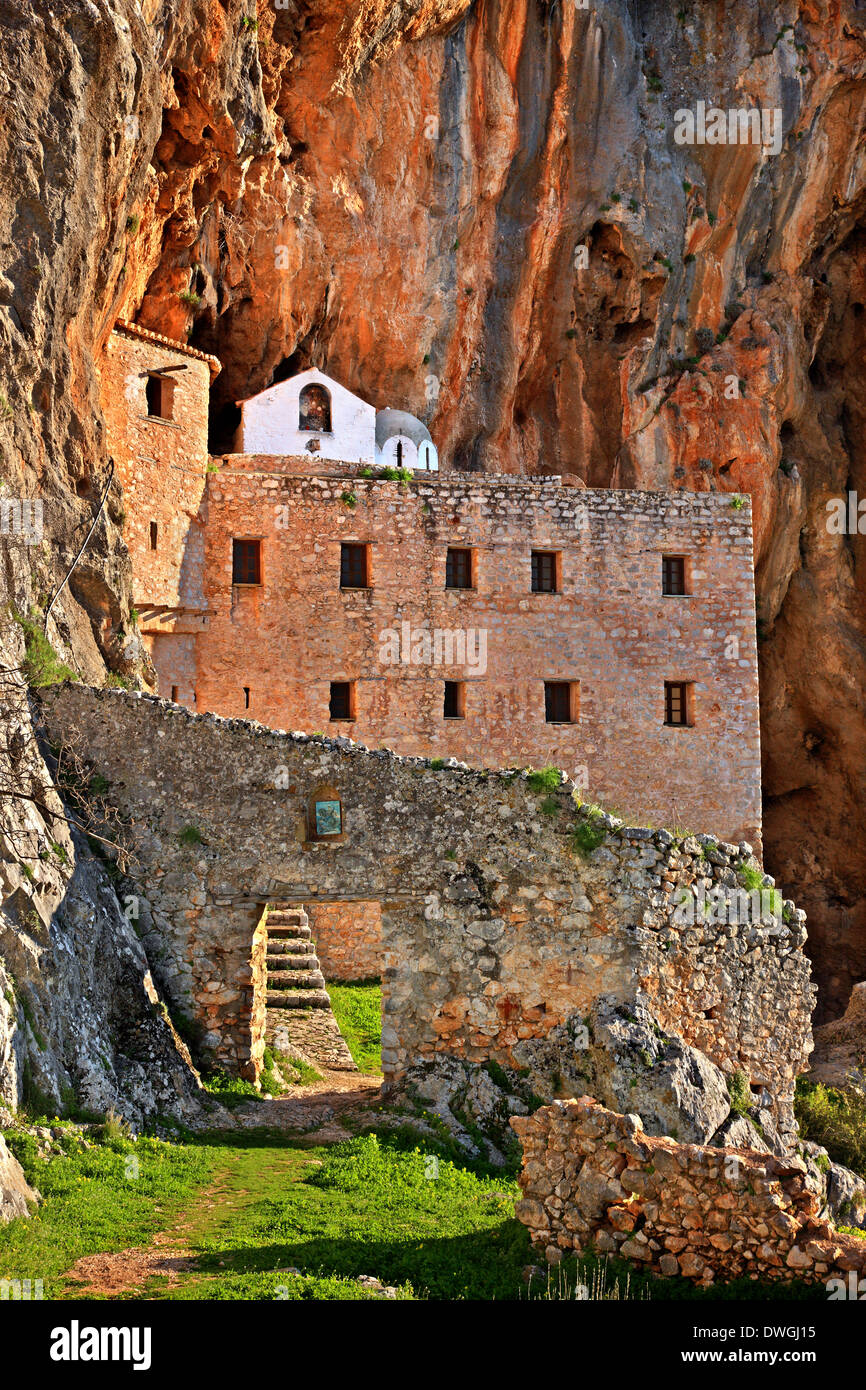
[
  {"left": 307, "top": 784, "right": 343, "bottom": 840},
  {"left": 298, "top": 383, "right": 332, "bottom": 433}
]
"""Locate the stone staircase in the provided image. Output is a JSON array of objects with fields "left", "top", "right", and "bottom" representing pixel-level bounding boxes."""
[
  {"left": 264, "top": 906, "right": 357, "bottom": 1072},
  {"left": 265, "top": 906, "right": 331, "bottom": 1010}
]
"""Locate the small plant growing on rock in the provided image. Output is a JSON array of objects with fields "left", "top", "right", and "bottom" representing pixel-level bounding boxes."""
[
  {"left": 728, "top": 1070, "right": 752, "bottom": 1116},
  {"left": 179, "top": 289, "right": 202, "bottom": 308},
  {"left": 178, "top": 825, "right": 203, "bottom": 846},
  {"left": 526, "top": 765, "right": 561, "bottom": 794},
  {"left": 340, "top": 491, "right": 357, "bottom": 509},
  {"left": 729, "top": 495, "right": 746, "bottom": 510}
]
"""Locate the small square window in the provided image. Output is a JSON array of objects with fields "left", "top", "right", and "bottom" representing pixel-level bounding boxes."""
[
  {"left": 531, "top": 551, "right": 559, "bottom": 593},
  {"left": 329, "top": 681, "right": 355, "bottom": 720},
  {"left": 662, "top": 556, "right": 687, "bottom": 596},
  {"left": 340, "top": 543, "right": 369, "bottom": 589},
  {"left": 445, "top": 548, "right": 473, "bottom": 590},
  {"left": 145, "top": 374, "right": 174, "bottom": 420},
  {"left": 664, "top": 681, "right": 692, "bottom": 727},
  {"left": 545, "top": 681, "right": 577, "bottom": 723},
  {"left": 443, "top": 681, "right": 465, "bottom": 719},
  {"left": 232, "top": 538, "right": 261, "bottom": 585}
]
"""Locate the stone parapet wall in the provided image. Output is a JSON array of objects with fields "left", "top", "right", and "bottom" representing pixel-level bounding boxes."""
[{"left": 511, "top": 1097, "right": 866, "bottom": 1287}]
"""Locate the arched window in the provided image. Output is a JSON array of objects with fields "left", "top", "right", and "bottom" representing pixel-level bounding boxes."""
[
  {"left": 298, "top": 383, "right": 332, "bottom": 433},
  {"left": 417, "top": 441, "right": 438, "bottom": 472},
  {"left": 381, "top": 435, "right": 418, "bottom": 469}
]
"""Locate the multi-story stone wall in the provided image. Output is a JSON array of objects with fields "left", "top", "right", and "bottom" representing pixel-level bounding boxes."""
[
  {"left": 99, "top": 322, "right": 219, "bottom": 613},
  {"left": 40, "top": 688, "right": 807, "bottom": 1137},
  {"left": 195, "top": 469, "right": 761, "bottom": 848},
  {"left": 99, "top": 335, "right": 762, "bottom": 848}
]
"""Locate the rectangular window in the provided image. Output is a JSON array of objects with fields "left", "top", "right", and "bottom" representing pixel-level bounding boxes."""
[
  {"left": 445, "top": 548, "right": 474, "bottom": 590},
  {"left": 145, "top": 374, "right": 174, "bottom": 420},
  {"left": 340, "top": 543, "right": 369, "bottom": 589},
  {"left": 531, "top": 551, "right": 559, "bottom": 593},
  {"left": 170, "top": 686, "right": 178, "bottom": 703},
  {"left": 664, "top": 681, "right": 692, "bottom": 727},
  {"left": 232, "top": 539, "right": 261, "bottom": 585},
  {"left": 243, "top": 686, "right": 250, "bottom": 710},
  {"left": 329, "top": 681, "right": 355, "bottom": 721},
  {"left": 662, "top": 555, "right": 687, "bottom": 596},
  {"left": 149, "top": 521, "right": 158, "bottom": 551},
  {"left": 545, "top": 681, "right": 577, "bottom": 723},
  {"left": 443, "top": 681, "right": 465, "bottom": 719}
]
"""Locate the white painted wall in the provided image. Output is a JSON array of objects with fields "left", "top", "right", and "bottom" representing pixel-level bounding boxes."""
[{"left": 237, "top": 368, "right": 376, "bottom": 463}]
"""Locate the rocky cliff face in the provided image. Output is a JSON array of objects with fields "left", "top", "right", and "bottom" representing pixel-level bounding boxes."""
[{"left": 1, "top": 0, "right": 864, "bottom": 1028}]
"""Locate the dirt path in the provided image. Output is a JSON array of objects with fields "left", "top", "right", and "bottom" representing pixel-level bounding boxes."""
[{"left": 61, "top": 1071, "right": 383, "bottom": 1299}]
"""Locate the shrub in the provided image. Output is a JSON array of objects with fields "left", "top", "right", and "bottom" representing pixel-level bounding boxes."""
[
  {"left": 179, "top": 289, "right": 202, "bottom": 307},
  {"left": 14, "top": 611, "right": 76, "bottom": 687},
  {"left": 728, "top": 1070, "right": 752, "bottom": 1116},
  {"left": 571, "top": 807, "right": 607, "bottom": 858},
  {"left": 795, "top": 1080, "right": 866, "bottom": 1179},
  {"left": 526, "top": 765, "right": 562, "bottom": 794},
  {"left": 178, "top": 825, "right": 203, "bottom": 846},
  {"left": 340, "top": 491, "right": 357, "bottom": 509}
]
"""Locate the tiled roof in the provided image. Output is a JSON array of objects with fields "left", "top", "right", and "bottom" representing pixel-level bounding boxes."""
[{"left": 113, "top": 319, "right": 222, "bottom": 375}]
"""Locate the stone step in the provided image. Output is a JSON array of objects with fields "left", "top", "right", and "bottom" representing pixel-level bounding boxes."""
[
  {"left": 268, "top": 923, "right": 311, "bottom": 940},
  {"left": 268, "top": 909, "right": 308, "bottom": 926},
  {"left": 267, "top": 954, "right": 321, "bottom": 972},
  {"left": 266, "top": 989, "right": 331, "bottom": 1009},
  {"left": 267, "top": 938, "right": 315, "bottom": 955},
  {"left": 268, "top": 968, "right": 326, "bottom": 989}
]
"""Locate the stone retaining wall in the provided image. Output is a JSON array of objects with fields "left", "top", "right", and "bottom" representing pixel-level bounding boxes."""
[{"left": 512, "top": 1097, "right": 866, "bottom": 1287}]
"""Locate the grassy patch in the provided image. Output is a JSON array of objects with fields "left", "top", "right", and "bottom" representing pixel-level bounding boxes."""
[
  {"left": 201, "top": 1071, "right": 260, "bottom": 1109},
  {"left": 0, "top": 1128, "right": 213, "bottom": 1297},
  {"left": 328, "top": 980, "right": 382, "bottom": 1074},
  {"left": 795, "top": 1079, "right": 866, "bottom": 1179}
]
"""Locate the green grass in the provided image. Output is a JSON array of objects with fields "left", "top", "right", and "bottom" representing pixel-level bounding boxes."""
[
  {"left": 1, "top": 1119, "right": 832, "bottom": 1302},
  {"left": 201, "top": 1071, "right": 260, "bottom": 1109},
  {"left": 328, "top": 980, "right": 382, "bottom": 1074},
  {"left": 0, "top": 1127, "right": 213, "bottom": 1297}
]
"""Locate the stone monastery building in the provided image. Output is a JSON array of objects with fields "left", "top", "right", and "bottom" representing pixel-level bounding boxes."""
[{"left": 100, "top": 321, "right": 762, "bottom": 849}]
